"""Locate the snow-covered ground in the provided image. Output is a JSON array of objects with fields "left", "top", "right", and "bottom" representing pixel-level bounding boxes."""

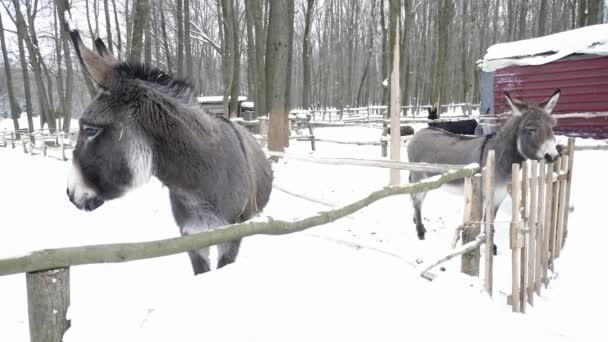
[{"left": 0, "top": 126, "right": 606, "bottom": 342}]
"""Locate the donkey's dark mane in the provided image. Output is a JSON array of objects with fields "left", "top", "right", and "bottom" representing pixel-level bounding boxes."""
[{"left": 114, "top": 62, "right": 195, "bottom": 100}]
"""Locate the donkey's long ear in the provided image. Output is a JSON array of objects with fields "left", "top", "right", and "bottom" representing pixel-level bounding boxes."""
[
  {"left": 504, "top": 91, "right": 525, "bottom": 116},
  {"left": 539, "top": 89, "right": 561, "bottom": 114},
  {"left": 69, "top": 30, "right": 116, "bottom": 89},
  {"left": 94, "top": 38, "right": 119, "bottom": 65}
]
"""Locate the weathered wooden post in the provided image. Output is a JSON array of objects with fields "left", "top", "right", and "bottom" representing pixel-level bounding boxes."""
[
  {"left": 527, "top": 160, "right": 538, "bottom": 304},
  {"left": 535, "top": 160, "right": 546, "bottom": 295},
  {"left": 542, "top": 160, "right": 554, "bottom": 287},
  {"left": 520, "top": 161, "right": 529, "bottom": 313},
  {"left": 484, "top": 150, "right": 495, "bottom": 296},
  {"left": 22, "top": 136, "right": 28, "bottom": 154},
  {"left": 461, "top": 173, "right": 483, "bottom": 276},
  {"left": 510, "top": 163, "right": 522, "bottom": 313},
  {"left": 548, "top": 158, "right": 561, "bottom": 271},
  {"left": 258, "top": 117, "right": 268, "bottom": 149},
  {"left": 555, "top": 155, "right": 570, "bottom": 258},
  {"left": 26, "top": 268, "right": 71, "bottom": 342},
  {"left": 561, "top": 138, "right": 575, "bottom": 247},
  {"left": 42, "top": 144, "right": 47, "bottom": 157},
  {"left": 11, "top": 132, "right": 15, "bottom": 149},
  {"left": 29, "top": 135, "right": 34, "bottom": 156},
  {"left": 60, "top": 133, "right": 67, "bottom": 161}
]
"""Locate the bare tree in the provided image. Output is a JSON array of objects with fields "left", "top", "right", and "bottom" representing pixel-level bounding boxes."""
[
  {"left": 266, "top": 0, "right": 293, "bottom": 152},
  {"left": 0, "top": 11, "right": 19, "bottom": 134},
  {"left": 301, "top": 0, "right": 314, "bottom": 110}
]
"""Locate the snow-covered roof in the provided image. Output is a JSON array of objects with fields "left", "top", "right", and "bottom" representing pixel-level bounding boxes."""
[
  {"left": 196, "top": 96, "right": 248, "bottom": 103},
  {"left": 479, "top": 24, "right": 608, "bottom": 72},
  {"left": 241, "top": 101, "right": 254, "bottom": 109}
]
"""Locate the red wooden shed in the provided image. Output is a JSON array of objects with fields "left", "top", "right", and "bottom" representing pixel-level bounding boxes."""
[{"left": 478, "top": 24, "right": 608, "bottom": 140}]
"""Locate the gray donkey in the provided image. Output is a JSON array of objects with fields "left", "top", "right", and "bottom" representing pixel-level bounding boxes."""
[
  {"left": 65, "top": 30, "right": 273, "bottom": 275},
  {"left": 408, "top": 90, "right": 561, "bottom": 240}
]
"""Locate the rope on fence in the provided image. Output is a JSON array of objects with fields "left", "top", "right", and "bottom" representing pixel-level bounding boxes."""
[{"left": 0, "top": 166, "right": 480, "bottom": 277}]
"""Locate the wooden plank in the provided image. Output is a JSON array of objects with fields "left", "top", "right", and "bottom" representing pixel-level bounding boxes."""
[
  {"left": 461, "top": 174, "right": 483, "bottom": 276},
  {"left": 527, "top": 160, "right": 538, "bottom": 305},
  {"left": 548, "top": 159, "right": 561, "bottom": 272},
  {"left": 542, "top": 161, "right": 554, "bottom": 287},
  {"left": 555, "top": 155, "right": 570, "bottom": 258},
  {"left": 484, "top": 151, "right": 496, "bottom": 297},
  {"left": 520, "top": 162, "right": 529, "bottom": 313},
  {"left": 562, "top": 138, "right": 576, "bottom": 247},
  {"left": 535, "top": 160, "right": 546, "bottom": 295},
  {"left": 511, "top": 164, "right": 522, "bottom": 313},
  {"left": 26, "top": 268, "right": 71, "bottom": 342}
]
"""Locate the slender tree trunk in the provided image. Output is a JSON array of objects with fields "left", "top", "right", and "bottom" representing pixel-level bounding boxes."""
[
  {"left": 518, "top": 0, "right": 528, "bottom": 40},
  {"left": 433, "top": 0, "right": 453, "bottom": 110},
  {"left": 159, "top": 2, "right": 173, "bottom": 73},
  {"left": 104, "top": 0, "right": 113, "bottom": 53},
  {"left": 388, "top": 0, "right": 400, "bottom": 185},
  {"left": 0, "top": 13, "right": 20, "bottom": 134},
  {"left": 301, "top": 0, "right": 314, "bottom": 110},
  {"left": 57, "top": 0, "right": 74, "bottom": 131},
  {"left": 380, "top": 0, "right": 388, "bottom": 105},
  {"left": 578, "top": 0, "right": 587, "bottom": 27},
  {"left": 130, "top": 0, "right": 150, "bottom": 61},
  {"left": 587, "top": 0, "right": 600, "bottom": 25},
  {"left": 17, "top": 31, "right": 34, "bottom": 135},
  {"left": 112, "top": 0, "right": 122, "bottom": 59},
  {"left": 184, "top": 0, "right": 193, "bottom": 77},
  {"left": 253, "top": 0, "right": 267, "bottom": 117},
  {"left": 539, "top": 0, "right": 548, "bottom": 36},
  {"left": 356, "top": 0, "right": 376, "bottom": 107},
  {"left": 245, "top": 0, "right": 257, "bottom": 104},
  {"left": 176, "top": 0, "right": 184, "bottom": 76}
]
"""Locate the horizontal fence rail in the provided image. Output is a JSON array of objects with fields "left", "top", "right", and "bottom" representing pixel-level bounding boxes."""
[{"left": 0, "top": 166, "right": 479, "bottom": 277}]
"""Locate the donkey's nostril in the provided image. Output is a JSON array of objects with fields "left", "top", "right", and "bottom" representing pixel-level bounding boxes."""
[{"left": 84, "top": 197, "right": 104, "bottom": 212}]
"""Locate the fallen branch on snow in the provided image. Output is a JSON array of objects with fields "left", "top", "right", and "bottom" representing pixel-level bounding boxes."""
[{"left": 420, "top": 234, "right": 485, "bottom": 281}]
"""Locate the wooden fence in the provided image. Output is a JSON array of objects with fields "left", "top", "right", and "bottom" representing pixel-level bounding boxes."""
[
  {"left": 508, "top": 138, "right": 576, "bottom": 313},
  {"left": 0, "top": 131, "right": 579, "bottom": 341},
  {"left": 0, "top": 151, "right": 483, "bottom": 342}
]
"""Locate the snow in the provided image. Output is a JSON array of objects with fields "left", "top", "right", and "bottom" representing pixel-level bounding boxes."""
[
  {"left": 480, "top": 24, "right": 608, "bottom": 72},
  {"left": 1, "top": 126, "right": 607, "bottom": 341}
]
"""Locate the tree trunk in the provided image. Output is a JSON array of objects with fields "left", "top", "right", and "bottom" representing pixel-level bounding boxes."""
[
  {"left": 388, "top": 0, "right": 401, "bottom": 185},
  {"left": 130, "top": 0, "right": 150, "bottom": 62},
  {"left": 176, "top": 0, "right": 184, "bottom": 76},
  {"left": 301, "top": 0, "right": 314, "bottom": 110},
  {"left": 266, "top": 0, "right": 292, "bottom": 152},
  {"left": 245, "top": 0, "right": 257, "bottom": 106},
  {"left": 0, "top": 12, "right": 20, "bottom": 134},
  {"left": 221, "top": 0, "right": 238, "bottom": 117},
  {"left": 517, "top": 0, "right": 528, "bottom": 40},
  {"left": 587, "top": 0, "right": 600, "bottom": 25},
  {"left": 380, "top": 0, "right": 388, "bottom": 106},
  {"left": 253, "top": 0, "right": 267, "bottom": 117},
  {"left": 104, "top": 0, "right": 113, "bottom": 54},
  {"left": 184, "top": 0, "right": 193, "bottom": 77},
  {"left": 433, "top": 0, "right": 453, "bottom": 110},
  {"left": 356, "top": 0, "right": 376, "bottom": 107},
  {"left": 112, "top": 0, "right": 122, "bottom": 59},
  {"left": 17, "top": 30, "right": 35, "bottom": 135},
  {"left": 57, "top": 0, "right": 74, "bottom": 131},
  {"left": 578, "top": 0, "right": 587, "bottom": 27},
  {"left": 159, "top": 1, "right": 173, "bottom": 73},
  {"left": 539, "top": 0, "right": 548, "bottom": 36}
]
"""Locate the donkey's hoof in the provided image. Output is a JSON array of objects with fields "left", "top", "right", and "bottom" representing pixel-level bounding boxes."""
[{"left": 493, "top": 244, "right": 498, "bottom": 256}]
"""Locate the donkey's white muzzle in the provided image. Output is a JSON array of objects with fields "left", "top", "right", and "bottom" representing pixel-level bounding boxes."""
[{"left": 67, "top": 163, "right": 104, "bottom": 211}]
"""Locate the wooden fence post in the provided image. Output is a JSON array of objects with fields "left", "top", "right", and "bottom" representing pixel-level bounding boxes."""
[
  {"left": 555, "top": 155, "right": 570, "bottom": 258},
  {"left": 307, "top": 118, "right": 316, "bottom": 152},
  {"left": 29, "top": 135, "right": 34, "bottom": 156},
  {"left": 26, "top": 268, "right": 71, "bottom": 342},
  {"left": 11, "top": 132, "right": 15, "bottom": 149},
  {"left": 548, "top": 158, "right": 561, "bottom": 272},
  {"left": 561, "top": 138, "right": 576, "bottom": 247},
  {"left": 535, "top": 160, "right": 546, "bottom": 295},
  {"left": 520, "top": 161, "right": 529, "bottom": 313},
  {"left": 527, "top": 160, "right": 538, "bottom": 305},
  {"left": 484, "top": 150, "right": 496, "bottom": 296},
  {"left": 259, "top": 117, "right": 269, "bottom": 149},
  {"left": 461, "top": 173, "right": 483, "bottom": 276},
  {"left": 542, "top": 160, "right": 554, "bottom": 287},
  {"left": 510, "top": 163, "right": 522, "bottom": 313},
  {"left": 22, "top": 136, "right": 28, "bottom": 154}
]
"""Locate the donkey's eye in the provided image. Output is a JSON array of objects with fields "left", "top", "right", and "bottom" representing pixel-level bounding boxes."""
[
  {"left": 83, "top": 125, "right": 101, "bottom": 139},
  {"left": 526, "top": 128, "right": 537, "bottom": 134}
]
